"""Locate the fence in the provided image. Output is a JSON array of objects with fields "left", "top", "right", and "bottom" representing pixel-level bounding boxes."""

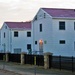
[
  {"left": 24, "top": 54, "right": 44, "bottom": 66},
  {"left": 0, "top": 53, "right": 5, "bottom": 60},
  {"left": 24, "top": 54, "right": 34, "bottom": 65},
  {"left": 0, "top": 53, "right": 75, "bottom": 72},
  {"left": 36, "top": 55, "right": 44, "bottom": 66},
  {"left": 50, "top": 56, "right": 75, "bottom": 72},
  {"left": 9, "top": 53, "right": 21, "bottom": 63},
  {"left": 0, "top": 53, "right": 44, "bottom": 67}
]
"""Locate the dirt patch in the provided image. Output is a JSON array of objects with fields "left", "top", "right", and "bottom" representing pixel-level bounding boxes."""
[{"left": 0, "top": 69, "right": 22, "bottom": 75}]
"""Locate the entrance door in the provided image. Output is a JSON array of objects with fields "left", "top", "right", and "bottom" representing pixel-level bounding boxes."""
[{"left": 39, "top": 40, "right": 43, "bottom": 55}]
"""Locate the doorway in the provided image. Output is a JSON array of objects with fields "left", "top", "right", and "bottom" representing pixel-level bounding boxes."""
[{"left": 39, "top": 40, "right": 43, "bottom": 55}]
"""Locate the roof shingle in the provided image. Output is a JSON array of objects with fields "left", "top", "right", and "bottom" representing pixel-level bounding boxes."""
[
  {"left": 42, "top": 8, "right": 75, "bottom": 18},
  {"left": 5, "top": 22, "right": 31, "bottom": 29}
]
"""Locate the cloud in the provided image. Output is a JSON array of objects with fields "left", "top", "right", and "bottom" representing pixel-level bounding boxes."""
[
  {"left": 0, "top": 0, "right": 75, "bottom": 27},
  {"left": 0, "top": 0, "right": 20, "bottom": 3}
]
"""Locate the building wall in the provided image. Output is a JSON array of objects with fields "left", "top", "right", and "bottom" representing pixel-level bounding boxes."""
[
  {"left": 10, "top": 29, "right": 32, "bottom": 53},
  {"left": 0, "top": 30, "right": 1, "bottom": 50},
  {"left": 52, "top": 18, "right": 75, "bottom": 56},
  {"left": 1, "top": 23, "right": 10, "bottom": 52},
  {"left": 1, "top": 23, "right": 32, "bottom": 53},
  {"left": 32, "top": 8, "right": 75, "bottom": 56},
  {"left": 32, "top": 9, "right": 53, "bottom": 54},
  {"left": 1, "top": 8, "right": 75, "bottom": 56}
]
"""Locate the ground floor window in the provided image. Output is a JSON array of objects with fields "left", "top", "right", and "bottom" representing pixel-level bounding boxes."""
[
  {"left": 27, "top": 44, "right": 31, "bottom": 50},
  {"left": 27, "top": 44, "right": 32, "bottom": 54},
  {"left": 35, "top": 41, "right": 37, "bottom": 45},
  {"left": 14, "top": 48, "right": 21, "bottom": 54},
  {"left": 59, "top": 40, "right": 65, "bottom": 44},
  {"left": 74, "top": 42, "right": 75, "bottom": 51}
]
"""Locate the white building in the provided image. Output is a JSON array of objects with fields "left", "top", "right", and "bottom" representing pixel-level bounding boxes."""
[
  {"left": 32, "top": 8, "right": 75, "bottom": 56},
  {"left": 1, "top": 8, "right": 75, "bottom": 56},
  {"left": 0, "top": 22, "right": 32, "bottom": 53}
]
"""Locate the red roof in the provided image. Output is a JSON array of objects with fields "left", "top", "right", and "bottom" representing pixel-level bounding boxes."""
[
  {"left": 42, "top": 8, "right": 75, "bottom": 18},
  {"left": 5, "top": 22, "right": 31, "bottom": 29}
]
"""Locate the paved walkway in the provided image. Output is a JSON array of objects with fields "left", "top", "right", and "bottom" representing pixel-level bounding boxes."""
[
  {"left": 0, "top": 61, "right": 74, "bottom": 75},
  {"left": 0, "top": 69, "right": 21, "bottom": 75}
]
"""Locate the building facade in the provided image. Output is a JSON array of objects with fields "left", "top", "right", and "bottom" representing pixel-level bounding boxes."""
[
  {"left": 32, "top": 8, "right": 75, "bottom": 56},
  {"left": 1, "top": 8, "right": 75, "bottom": 56},
  {"left": 0, "top": 22, "right": 32, "bottom": 54}
]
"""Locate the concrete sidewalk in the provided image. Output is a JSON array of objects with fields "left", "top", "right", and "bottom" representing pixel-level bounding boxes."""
[{"left": 0, "top": 61, "right": 74, "bottom": 75}]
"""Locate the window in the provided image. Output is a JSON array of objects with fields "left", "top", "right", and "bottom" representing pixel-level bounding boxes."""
[
  {"left": 5, "top": 26, "right": 7, "bottom": 29},
  {"left": 39, "top": 24, "right": 42, "bottom": 32},
  {"left": 4, "top": 32, "right": 5, "bottom": 38},
  {"left": 74, "top": 42, "right": 75, "bottom": 51},
  {"left": 35, "top": 41, "right": 37, "bottom": 44},
  {"left": 27, "top": 44, "right": 31, "bottom": 50},
  {"left": 59, "top": 40, "right": 65, "bottom": 44},
  {"left": 59, "top": 22, "right": 65, "bottom": 30},
  {"left": 14, "top": 31, "right": 18, "bottom": 37},
  {"left": 44, "top": 41, "right": 47, "bottom": 44},
  {"left": 27, "top": 32, "right": 31, "bottom": 37},
  {"left": 14, "top": 48, "right": 21, "bottom": 54},
  {"left": 74, "top": 22, "right": 75, "bottom": 30},
  {"left": 44, "top": 13, "right": 46, "bottom": 18}
]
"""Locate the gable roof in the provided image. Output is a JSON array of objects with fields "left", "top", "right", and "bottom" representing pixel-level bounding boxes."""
[
  {"left": 5, "top": 22, "right": 31, "bottom": 29},
  {"left": 42, "top": 8, "right": 75, "bottom": 18}
]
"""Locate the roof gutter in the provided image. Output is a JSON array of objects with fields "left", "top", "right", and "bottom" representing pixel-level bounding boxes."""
[
  {"left": 11, "top": 28, "right": 31, "bottom": 31},
  {"left": 52, "top": 17, "right": 75, "bottom": 20}
]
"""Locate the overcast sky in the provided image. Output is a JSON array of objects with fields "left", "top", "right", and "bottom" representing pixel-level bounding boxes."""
[{"left": 0, "top": 0, "right": 75, "bottom": 27}]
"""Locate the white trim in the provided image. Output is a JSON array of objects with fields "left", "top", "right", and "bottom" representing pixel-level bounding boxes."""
[{"left": 53, "top": 17, "right": 75, "bottom": 20}]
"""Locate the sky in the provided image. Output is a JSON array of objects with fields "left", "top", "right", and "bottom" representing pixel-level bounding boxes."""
[{"left": 0, "top": 0, "right": 75, "bottom": 28}]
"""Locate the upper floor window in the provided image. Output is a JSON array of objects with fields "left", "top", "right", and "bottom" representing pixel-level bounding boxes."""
[
  {"left": 39, "top": 24, "right": 42, "bottom": 32},
  {"left": 27, "top": 32, "right": 31, "bottom": 37},
  {"left": 59, "top": 22, "right": 65, "bottom": 30},
  {"left": 59, "top": 40, "right": 65, "bottom": 44},
  {"left": 4, "top": 32, "right": 5, "bottom": 38},
  {"left": 14, "top": 31, "right": 18, "bottom": 37},
  {"left": 74, "top": 22, "right": 75, "bottom": 30},
  {"left": 5, "top": 26, "right": 7, "bottom": 29},
  {"left": 44, "top": 13, "right": 46, "bottom": 18}
]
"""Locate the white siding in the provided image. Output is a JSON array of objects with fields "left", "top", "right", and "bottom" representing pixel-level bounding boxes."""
[
  {"left": 1, "top": 23, "right": 32, "bottom": 53},
  {"left": 1, "top": 8, "right": 75, "bottom": 56},
  {"left": 1, "top": 23, "right": 10, "bottom": 52},
  {"left": 0, "top": 29, "right": 1, "bottom": 50},
  {"left": 11, "top": 30, "right": 32, "bottom": 53},
  {"left": 32, "top": 8, "right": 75, "bottom": 56},
  {"left": 52, "top": 19, "right": 75, "bottom": 56},
  {"left": 32, "top": 9, "right": 53, "bottom": 54}
]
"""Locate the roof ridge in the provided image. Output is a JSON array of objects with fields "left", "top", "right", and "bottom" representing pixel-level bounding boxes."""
[
  {"left": 5, "top": 21, "right": 31, "bottom": 23},
  {"left": 42, "top": 8, "right": 75, "bottom": 10},
  {"left": 42, "top": 8, "right": 75, "bottom": 18}
]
